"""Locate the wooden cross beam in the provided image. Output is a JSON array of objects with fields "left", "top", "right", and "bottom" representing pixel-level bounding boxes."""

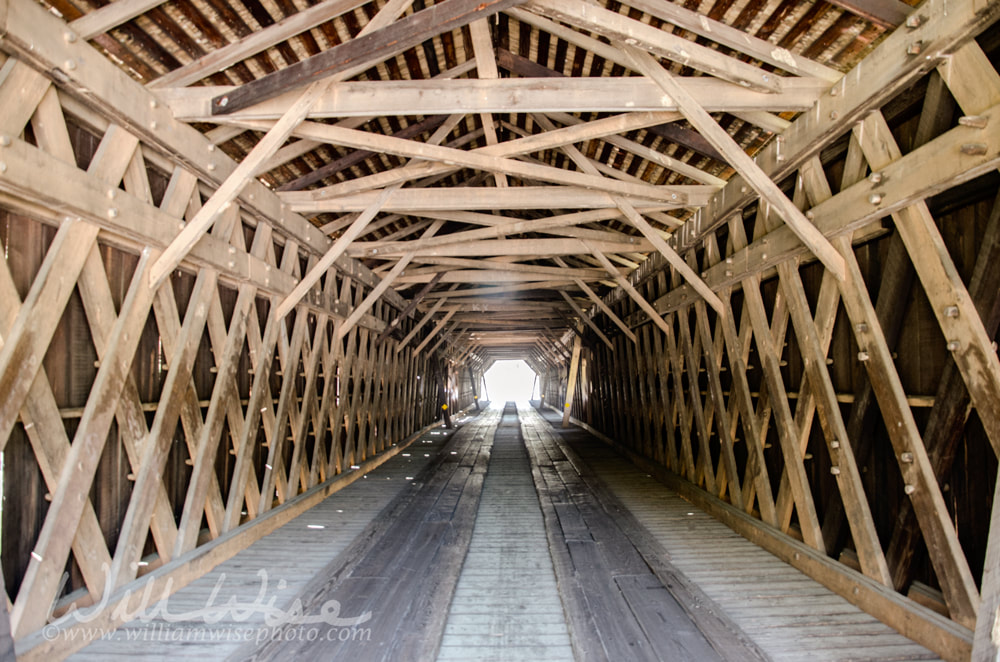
[
  {"left": 622, "top": 45, "right": 847, "bottom": 283},
  {"left": 530, "top": 112, "right": 725, "bottom": 316},
  {"left": 210, "top": 0, "right": 528, "bottom": 115},
  {"left": 147, "top": 0, "right": 416, "bottom": 287}
]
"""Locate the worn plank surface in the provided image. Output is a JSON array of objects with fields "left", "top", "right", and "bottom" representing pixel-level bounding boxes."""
[
  {"left": 232, "top": 406, "right": 498, "bottom": 661},
  {"left": 437, "top": 402, "right": 573, "bottom": 661},
  {"left": 522, "top": 405, "right": 759, "bottom": 662},
  {"left": 65, "top": 415, "right": 481, "bottom": 661},
  {"left": 534, "top": 405, "right": 944, "bottom": 662}
]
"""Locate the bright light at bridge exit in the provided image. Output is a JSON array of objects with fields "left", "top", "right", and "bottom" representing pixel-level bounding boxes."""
[{"left": 483, "top": 360, "right": 537, "bottom": 403}]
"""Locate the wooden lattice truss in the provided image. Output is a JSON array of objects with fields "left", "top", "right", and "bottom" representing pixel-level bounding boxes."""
[{"left": 1, "top": 0, "right": 1000, "bottom": 660}]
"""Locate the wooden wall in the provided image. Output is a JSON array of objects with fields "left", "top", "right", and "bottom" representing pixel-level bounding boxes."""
[{"left": 554, "top": 47, "right": 1000, "bottom": 659}]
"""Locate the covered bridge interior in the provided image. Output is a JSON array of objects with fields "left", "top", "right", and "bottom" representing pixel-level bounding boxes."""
[{"left": 1, "top": 0, "right": 1000, "bottom": 659}]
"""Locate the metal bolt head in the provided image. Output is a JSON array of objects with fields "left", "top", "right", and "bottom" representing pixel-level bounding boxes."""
[
  {"left": 959, "top": 115, "right": 988, "bottom": 129},
  {"left": 0, "top": 136, "right": 11, "bottom": 147},
  {"left": 961, "top": 143, "right": 989, "bottom": 156},
  {"left": 947, "top": 340, "right": 960, "bottom": 351},
  {"left": 903, "top": 484, "right": 916, "bottom": 495},
  {"left": 869, "top": 193, "right": 882, "bottom": 205},
  {"left": 830, "top": 467, "right": 841, "bottom": 475},
  {"left": 868, "top": 172, "right": 883, "bottom": 184},
  {"left": 944, "top": 305, "right": 959, "bottom": 318},
  {"left": 857, "top": 351, "right": 870, "bottom": 362},
  {"left": 830, "top": 440, "right": 840, "bottom": 449},
  {"left": 900, "top": 452, "right": 914, "bottom": 463}
]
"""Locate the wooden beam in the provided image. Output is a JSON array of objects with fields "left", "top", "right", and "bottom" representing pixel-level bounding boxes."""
[
  {"left": 147, "top": 0, "right": 419, "bottom": 287},
  {"left": 559, "top": 290, "right": 613, "bottom": 351},
  {"left": 524, "top": 0, "right": 779, "bottom": 93},
  {"left": 374, "top": 272, "right": 445, "bottom": 345},
  {"left": 530, "top": 111, "right": 725, "bottom": 315},
  {"left": 669, "top": 0, "right": 1000, "bottom": 257},
  {"left": 414, "top": 308, "right": 458, "bottom": 356},
  {"left": 147, "top": 0, "right": 370, "bottom": 87},
  {"left": 165, "top": 77, "right": 827, "bottom": 121},
  {"left": 623, "top": 45, "right": 846, "bottom": 282},
  {"left": 278, "top": 114, "right": 448, "bottom": 191},
  {"left": 834, "top": 236, "right": 980, "bottom": 629},
  {"left": 234, "top": 119, "right": 691, "bottom": 204},
  {"left": 336, "top": 221, "right": 443, "bottom": 340},
  {"left": 210, "top": 0, "right": 527, "bottom": 115},
  {"left": 824, "top": 0, "right": 910, "bottom": 29},
  {"left": 397, "top": 286, "right": 458, "bottom": 351},
  {"left": 622, "top": 0, "right": 841, "bottom": 81},
  {"left": 495, "top": 50, "right": 726, "bottom": 164},
  {"left": 631, "top": 95, "right": 1000, "bottom": 325},
  {"left": 288, "top": 187, "right": 689, "bottom": 214},
  {"left": 149, "top": 79, "right": 334, "bottom": 287},
  {"left": 275, "top": 184, "right": 399, "bottom": 319},
  {"left": 561, "top": 330, "right": 583, "bottom": 427},
  {"left": 68, "top": 0, "right": 169, "bottom": 39}
]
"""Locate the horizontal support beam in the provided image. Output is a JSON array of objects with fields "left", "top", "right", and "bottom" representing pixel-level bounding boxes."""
[
  {"left": 286, "top": 187, "right": 693, "bottom": 213},
  {"left": 161, "top": 78, "right": 829, "bottom": 121},
  {"left": 633, "top": 98, "right": 1000, "bottom": 324},
  {"left": 668, "top": 0, "right": 1000, "bottom": 257}
]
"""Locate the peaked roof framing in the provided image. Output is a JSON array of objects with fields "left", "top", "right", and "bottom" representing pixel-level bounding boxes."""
[{"left": 3, "top": 0, "right": 998, "bottom": 368}]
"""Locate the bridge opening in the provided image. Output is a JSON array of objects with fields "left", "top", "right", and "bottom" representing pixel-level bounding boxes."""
[{"left": 483, "top": 360, "right": 537, "bottom": 403}]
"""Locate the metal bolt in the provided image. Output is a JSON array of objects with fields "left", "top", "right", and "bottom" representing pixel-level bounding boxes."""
[
  {"left": 108, "top": 208, "right": 119, "bottom": 218},
  {"left": 0, "top": 163, "right": 6, "bottom": 174},
  {"left": 856, "top": 323, "right": 868, "bottom": 333},
  {"left": 869, "top": 172, "right": 883, "bottom": 184},
  {"left": 907, "top": 41, "right": 923, "bottom": 55},
  {"left": 218, "top": 96, "right": 229, "bottom": 107},
  {"left": 829, "top": 110, "right": 839, "bottom": 120},
  {"left": 830, "top": 467, "right": 841, "bottom": 475},
  {"left": 961, "top": 143, "right": 988, "bottom": 156},
  {"left": 905, "top": 14, "right": 923, "bottom": 28},
  {"left": 947, "top": 340, "right": 960, "bottom": 351},
  {"left": 900, "top": 452, "right": 914, "bottom": 463},
  {"left": 830, "top": 440, "right": 840, "bottom": 449},
  {"left": 944, "top": 305, "right": 959, "bottom": 318},
  {"left": 903, "top": 484, "right": 916, "bottom": 495},
  {"left": 207, "top": 163, "right": 216, "bottom": 171},
  {"left": 0, "top": 135, "right": 11, "bottom": 147},
  {"left": 857, "top": 351, "right": 870, "bottom": 362},
  {"left": 64, "top": 59, "right": 76, "bottom": 71},
  {"left": 150, "top": 121, "right": 157, "bottom": 130},
  {"left": 869, "top": 193, "right": 882, "bottom": 205},
  {"left": 959, "top": 115, "right": 988, "bottom": 129},
  {"left": 64, "top": 31, "right": 77, "bottom": 42}
]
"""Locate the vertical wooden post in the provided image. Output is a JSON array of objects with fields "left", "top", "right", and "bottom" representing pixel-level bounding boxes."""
[
  {"left": 562, "top": 330, "right": 583, "bottom": 428},
  {"left": 469, "top": 365, "right": 481, "bottom": 410},
  {"left": 439, "top": 361, "right": 453, "bottom": 428}
]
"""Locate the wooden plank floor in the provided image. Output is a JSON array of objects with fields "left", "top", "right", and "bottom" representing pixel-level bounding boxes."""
[
  {"left": 436, "top": 403, "right": 574, "bottom": 661},
  {"left": 67, "top": 415, "right": 481, "bottom": 661},
  {"left": 229, "top": 405, "right": 500, "bottom": 661},
  {"left": 532, "top": 404, "right": 944, "bottom": 662},
  {"left": 63, "top": 401, "right": 945, "bottom": 662}
]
